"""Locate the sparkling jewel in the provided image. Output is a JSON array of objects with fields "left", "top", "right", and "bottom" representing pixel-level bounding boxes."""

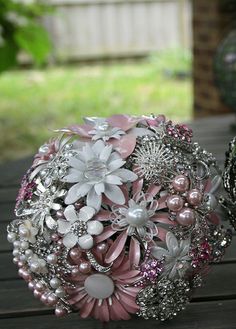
[
  {"left": 126, "top": 206, "right": 149, "bottom": 227},
  {"left": 187, "top": 189, "right": 202, "bottom": 206},
  {"left": 78, "top": 234, "right": 94, "bottom": 249},
  {"left": 84, "top": 159, "right": 107, "bottom": 182},
  {"left": 166, "top": 195, "right": 184, "bottom": 212},
  {"left": 176, "top": 208, "right": 195, "bottom": 226},
  {"left": 172, "top": 175, "right": 189, "bottom": 192},
  {"left": 84, "top": 274, "right": 115, "bottom": 299}
]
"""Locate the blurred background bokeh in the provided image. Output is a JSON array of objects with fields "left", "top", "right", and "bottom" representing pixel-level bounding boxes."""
[{"left": 0, "top": 0, "right": 235, "bottom": 164}]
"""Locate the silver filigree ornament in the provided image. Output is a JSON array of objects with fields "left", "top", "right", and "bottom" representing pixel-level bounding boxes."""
[{"left": 136, "top": 277, "right": 191, "bottom": 321}]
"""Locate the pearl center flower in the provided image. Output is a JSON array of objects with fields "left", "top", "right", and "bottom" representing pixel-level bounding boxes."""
[
  {"left": 126, "top": 205, "right": 149, "bottom": 227},
  {"left": 84, "top": 274, "right": 115, "bottom": 299},
  {"left": 84, "top": 159, "right": 107, "bottom": 182}
]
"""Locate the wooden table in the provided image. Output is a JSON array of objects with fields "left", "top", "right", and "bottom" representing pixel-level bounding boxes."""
[{"left": 1, "top": 115, "right": 236, "bottom": 329}]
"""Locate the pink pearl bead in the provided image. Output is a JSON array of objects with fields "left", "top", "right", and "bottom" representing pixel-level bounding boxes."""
[
  {"left": 71, "top": 267, "right": 80, "bottom": 277},
  {"left": 55, "top": 307, "right": 67, "bottom": 317},
  {"left": 51, "top": 233, "right": 59, "bottom": 242},
  {"left": 57, "top": 239, "right": 63, "bottom": 247},
  {"left": 166, "top": 195, "right": 184, "bottom": 212},
  {"left": 79, "top": 261, "right": 91, "bottom": 274},
  {"left": 35, "top": 282, "right": 44, "bottom": 291},
  {"left": 176, "top": 208, "right": 195, "bottom": 226},
  {"left": 33, "top": 289, "right": 42, "bottom": 299},
  {"left": 187, "top": 189, "right": 202, "bottom": 206},
  {"left": 172, "top": 175, "right": 189, "bottom": 192},
  {"left": 18, "top": 268, "right": 24, "bottom": 277},
  {"left": 28, "top": 281, "right": 35, "bottom": 291},
  {"left": 56, "top": 211, "right": 64, "bottom": 218},
  {"left": 47, "top": 293, "right": 59, "bottom": 306},
  {"left": 69, "top": 248, "right": 82, "bottom": 264},
  {"left": 13, "top": 257, "right": 19, "bottom": 264},
  {"left": 40, "top": 292, "right": 49, "bottom": 304},
  {"left": 17, "top": 261, "right": 25, "bottom": 268},
  {"left": 95, "top": 242, "right": 108, "bottom": 254}
]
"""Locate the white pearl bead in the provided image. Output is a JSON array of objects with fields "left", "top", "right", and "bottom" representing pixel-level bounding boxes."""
[
  {"left": 30, "top": 261, "right": 40, "bottom": 273},
  {"left": 78, "top": 234, "right": 94, "bottom": 250},
  {"left": 21, "top": 241, "right": 29, "bottom": 249},
  {"left": 87, "top": 221, "right": 103, "bottom": 235},
  {"left": 20, "top": 255, "right": 26, "bottom": 262},
  {"left": 13, "top": 241, "right": 21, "bottom": 248},
  {"left": 84, "top": 274, "right": 114, "bottom": 299},
  {"left": 7, "top": 232, "right": 16, "bottom": 243},
  {"left": 126, "top": 206, "right": 149, "bottom": 227},
  {"left": 50, "top": 277, "right": 61, "bottom": 289},
  {"left": 19, "top": 226, "right": 28, "bottom": 237},
  {"left": 12, "top": 249, "right": 20, "bottom": 257},
  {"left": 55, "top": 287, "right": 65, "bottom": 298},
  {"left": 47, "top": 254, "right": 58, "bottom": 264},
  {"left": 25, "top": 249, "right": 33, "bottom": 258}
]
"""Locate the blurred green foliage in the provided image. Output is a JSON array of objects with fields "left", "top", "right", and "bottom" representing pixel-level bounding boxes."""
[
  {"left": 0, "top": 0, "right": 52, "bottom": 72},
  {"left": 0, "top": 49, "right": 192, "bottom": 163}
]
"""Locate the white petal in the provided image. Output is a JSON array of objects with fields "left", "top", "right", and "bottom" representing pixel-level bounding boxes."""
[
  {"left": 99, "top": 144, "right": 113, "bottom": 163},
  {"left": 79, "top": 206, "right": 96, "bottom": 221},
  {"left": 87, "top": 220, "right": 104, "bottom": 235},
  {"left": 104, "top": 184, "right": 125, "bottom": 205},
  {"left": 92, "top": 140, "right": 106, "bottom": 156},
  {"left": 83, "top": 143, "right": 96, "bottom": 161},
  {"left": 94, "top": 182, "right": 105, "bottom": 195},
  {"left": 58, "top": 220, "right": 71, "bottom": 234},
  {"left": 65, "top": 183, "right": 92, "bottom": 204},
  {"left": 166, "top": 231, "right": 179, "bottom": 256},
  {"left": 63, "top": 233, "right": 78, "bottom": 248},
  {"left": 62, "top": 168, "right": 83, "bottom": 183},
  {"left": 86, "top": 188, "right": 102, "bottom": 210},
  {"left": 105, "top": 175, "right": 122, "bottom": 185},
  {"left": 78, "top": 234, "right": 94, "bottom": 249},
  {"left": 114, "top": 168, "right": 138, "bottom": 182},
  {"left": 68, "top": 157, "right": 86, "bottom": 171},
  {"left": 64, "top": 205, "right": 78, "bottom": 223},
  {"left": 107, "top": 158, "right": 125, "bottom": 172},
  {"left": 151, "top": 246, "right": 169, "bottom": 259}
]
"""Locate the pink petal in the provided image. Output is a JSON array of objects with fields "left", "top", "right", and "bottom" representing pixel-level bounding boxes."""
[
  {"left": 132, "top": 179, "right": 144, "bottom": 196},
  {"left": 100, "top": 299, "right": 110, "bottom": 322},
  {"left": 157, "top": 227, "right": 168, "bottom": 241},
  {"left": 66, "top": 124, "right": 92, "bottom": 137},
  {"left": 152, "top": 212, "right": 176, "bottom": 225},
  {"left": 146, "top": 184, "right": 162, "bottom": 198},
  {"left": 94, "top": 226, "right": 116, "bottom": 243},
  {"left": 129, "top": 237, "right": 140, "bottom": 266},
  {"left": 108, "top": 134, "right": 136, "bottom": 158},
  {"left": 208, "top": 212, "right": 220, "bottom": 225},
  {"left": 117, "top": 290, "right": 139, "bottom": 313},
  {"left": 111, "top": 297, "right": 131, "bottom": 320},
  {"left": 80, "top": 299, "right": 96, "bottom": 318},
  {"left": 94, "top": 209, "right": 111, "bottom": 221},
  {"left": 204, "top": 179, "right": 212, "bottom": 192},
  {"left": 157, "top": 195, "right": 168, "bottom": 209},
  {"left": 107, "top": 114, "right": 140, "bottom": 131},
  {"left": 105, "top": 231, "right": 128, "bottom": 263}
]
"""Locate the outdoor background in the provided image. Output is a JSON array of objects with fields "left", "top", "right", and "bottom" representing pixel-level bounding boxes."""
[{"left": 0, "top": 0, "right": 193, "bottom": 163}]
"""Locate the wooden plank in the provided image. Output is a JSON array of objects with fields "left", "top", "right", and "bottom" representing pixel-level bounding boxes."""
[{"left": 0, "top": 299, "right": 236, "bottom": 328}]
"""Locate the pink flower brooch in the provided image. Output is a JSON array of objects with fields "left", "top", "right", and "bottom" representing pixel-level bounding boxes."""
[{"left": 7, "top": 114, "right": 232, "bottom": 321}]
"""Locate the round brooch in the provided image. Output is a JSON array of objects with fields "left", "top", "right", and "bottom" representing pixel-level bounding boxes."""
[{"left": 7, "top": 114, "right": 232, "bottom": 321}]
